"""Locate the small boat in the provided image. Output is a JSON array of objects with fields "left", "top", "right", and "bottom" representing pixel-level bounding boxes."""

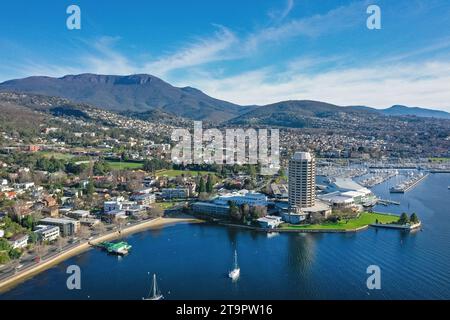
[
  {"left": 228, "top": 250, "right": 240, "bottom": 281},
  {"left": 144, "top": 273, "right": 164, "bottom": 300}
]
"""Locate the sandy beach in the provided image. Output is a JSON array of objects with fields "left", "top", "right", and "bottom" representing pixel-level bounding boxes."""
[{"left": 0, "top": 216, "right": 202, "bottom": 293}]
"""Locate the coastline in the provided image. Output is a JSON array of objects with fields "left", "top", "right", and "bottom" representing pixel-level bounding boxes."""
[
  {"left": 218, "top": 221, "right": 370, "bottom": 233},
  {"left": 0, "top": 216, "right": 203, "bottom": 293}
]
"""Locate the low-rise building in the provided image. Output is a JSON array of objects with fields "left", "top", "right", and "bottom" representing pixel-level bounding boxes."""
[
  {"left": 130, "top": 192, "right": 156, "bottom": 206},
  {"left": 102, "top": 210, "right": 127, "bottom": 223},
  {"left": 104, "top": 200, "right": 122, "bottom": 213},
  {"left": 257, "top": 216, "right": 283, "bottom": 229},
  {"left": 162, "top": 188, "right": 189, "bottom": 199},
  {"left": 192, "top": 202, "right": 230, "bottom": 217},
  {"left": 8, "top": 234, "right": 29, "bottom": 249},
  {"left": 215, "top": 191, "right": 268, "bottom": 207},
  {"left": 39, "top": 217, "right": 80, "bottom": 237},
  {"left": 282, "top": 200, "right": 332, "bottom": 224},
  {"left": 0, "top": 229, "right": 4, "bottom": 238},
  {"left": 68, "top": 210, "right": 90, "bottom": 219},
  {"left": 79, "top": 217, "right": 101, "bottom": 227},
  {"left": 42, "top": 206, "right": 59, "bottom": 217},
  {"left": 34, "top": 225, "right": 60, "bottom": 242}
]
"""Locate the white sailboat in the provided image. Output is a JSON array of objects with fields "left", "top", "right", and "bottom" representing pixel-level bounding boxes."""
[
  {"left": 144, "top": 273, "right": 164, "bottom": 300},
  {"left": 228, "top": 250, "right": 240, "bottom": 281}
]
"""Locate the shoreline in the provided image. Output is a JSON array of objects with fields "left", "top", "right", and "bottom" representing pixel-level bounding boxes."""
[
  {"left": 218, "top": 221, "right": 370, "bottom": 233},
  {"left": 0, "top": 216, "right": 203, "bottom": 293}
]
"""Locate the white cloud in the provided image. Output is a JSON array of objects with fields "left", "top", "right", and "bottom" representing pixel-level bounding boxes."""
[
  {"left": 143, "top": 26, "right": 238, "bottom": 77},
  {"left": 179, "top": 60, "right": 450, "bottom": 112},
  {"left": 268, "top": 0, "right": 295, "bottom": 23}
]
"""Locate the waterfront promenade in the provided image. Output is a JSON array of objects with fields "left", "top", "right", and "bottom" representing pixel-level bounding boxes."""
[{"left": 0, "top": 216, "right": 202, "bottom": 292}]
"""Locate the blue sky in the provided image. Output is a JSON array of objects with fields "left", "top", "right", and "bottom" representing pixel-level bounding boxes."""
[{"left": 1, "top": 0, "right": 450, "bottom": 110}]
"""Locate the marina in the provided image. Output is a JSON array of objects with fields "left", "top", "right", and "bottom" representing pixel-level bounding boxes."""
[
  {"left": 390, "top": 172, "right": 429, "bottom": 193},
  {"left": 360, "top": 170, "right": 398, "bottom": 188}
]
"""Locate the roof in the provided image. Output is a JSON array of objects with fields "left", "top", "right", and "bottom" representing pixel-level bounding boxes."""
[
  {"left": 292, "top": 152, "right": 313, "bottom": 161},
  {"left": 332, "top": 178, "right": 365, "bottom": 192},
  {"left": 40, "top": 217, "right": 77, "bottom": 224},
  {"left": 301, "top": 200, "right": 332, "bottom": 212}
]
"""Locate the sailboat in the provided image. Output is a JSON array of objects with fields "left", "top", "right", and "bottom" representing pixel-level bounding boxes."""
[
  {"left": 144, "top": 273, "right": 164, "bottom": 300},
  {"left": 228, "top": 250, "right": 240, "bottom": 281}
]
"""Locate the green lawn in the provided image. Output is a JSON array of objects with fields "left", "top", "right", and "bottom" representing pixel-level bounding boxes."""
[
  {"left": 106, "top": 161, "right": 143, "bottom": 170},
  {"left": 157, "top": 201, "right": 183, "bottom": 210},
  {"left": 38, "top": 151, "right": 74, "bottom": 160},
  {"left": 280, "top": 212, "right": 399, "bottom": 231},
  {"left": 157, "top": 169, "right": 214, "bottom": 177}
]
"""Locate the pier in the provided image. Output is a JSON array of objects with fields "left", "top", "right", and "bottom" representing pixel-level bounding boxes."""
[
  {"left": 94, "top": 241, "right": 132, "bottom": 255},
  {"left": 390, "top": 173, "right": 429, "bottom": 193},
  {"left": 377, "top": 199, "right": 400, "bottom": 206}
]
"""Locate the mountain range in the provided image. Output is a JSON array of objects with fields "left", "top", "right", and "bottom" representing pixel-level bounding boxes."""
[{"left": 0, "top": 73, "right": 449, "bottom": 125}]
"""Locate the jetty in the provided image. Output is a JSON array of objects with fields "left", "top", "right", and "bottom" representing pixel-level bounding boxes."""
[
  {"left": 94, "top": 241, "right": 132, "bottom": 255},
  {"left": 390, "top": 173, "right": 429, "bottom": 193},
  {"left": 377, "top": 199, "right": 400, "bottom": 206},
  {"left": 370, "top": 221, "right": 422, "bottom": 231}
]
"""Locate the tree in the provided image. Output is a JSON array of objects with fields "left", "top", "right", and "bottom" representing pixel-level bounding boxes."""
[
  {"left": 229, "top": 202, "right": 241, "bottom": 222},
  {"left": 9, "top": 248, "right": 22, "bottom": 260},
  {"left": 251, "top": 206, "right": 267, "bottom": 219},
  {"left": 86, "top": 179, "right": 95, "bottom": 196},
  {"left": 21, "top": 215, "right": 35, "bottom": 230},
  {"left": 248, "top": 165, "right": 257, "bottom": 178},
  {"left": 398, "top": 212, "right": 409, "bottom": 225},
  {"left": 28, "top": 231, "right": 38, "bottom": 244},
  {"left": 410, "top": 213, "right": 419, "bottom": 224},
  {"left": 198, "top": 177, "right": 206, "bottom": 193},
  {"left": 206, "top": 175, "right": 213, "bottom": 193}
]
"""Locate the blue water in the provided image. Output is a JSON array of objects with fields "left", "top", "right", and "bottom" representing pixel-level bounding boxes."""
[{"left": 1, "top": 174, "right": 449, "bottom": 300}]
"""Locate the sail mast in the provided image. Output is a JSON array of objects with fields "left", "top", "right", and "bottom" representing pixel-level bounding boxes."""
[{"left": 153, "top": 274, "right": 157, "bottom": 297}]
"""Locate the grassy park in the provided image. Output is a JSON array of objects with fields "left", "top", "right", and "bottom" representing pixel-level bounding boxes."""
[
  {"left": 106, "top": 161, "right": 144, "bottom": 170},
  {"left": 280, "top": 212, "right": 399, "bottom": 231}
]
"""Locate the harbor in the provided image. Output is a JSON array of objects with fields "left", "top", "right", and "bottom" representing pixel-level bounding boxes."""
[
  {"left": 360, "top": 170, "right": 399, "bottom": 188},
  {"left": 0, "top": 173, "right": 449, "bottom": 300},
  {"left": 390, "top": 172, "right": 429, "bottom": 193}
]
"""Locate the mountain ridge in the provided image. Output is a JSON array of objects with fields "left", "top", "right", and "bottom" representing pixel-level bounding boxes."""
[{"left": 1, "top": 74, "right": 449, "bottom": 123}]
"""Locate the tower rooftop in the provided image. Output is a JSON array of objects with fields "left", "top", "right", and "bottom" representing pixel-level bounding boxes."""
[{"left": 292, "top": 152, "right": 313, "bottom": 161}]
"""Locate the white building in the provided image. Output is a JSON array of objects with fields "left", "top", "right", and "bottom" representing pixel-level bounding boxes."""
[
  {"left": 257, "top": 216, "right": 283, "bottom": 229},
  {"left": 104, "top": 201, "right": 123, "bottom": 213},
  {"left": 215, "top": 191, "right": 268, "bottom": 207},
  {"left": 34, "top": 225, "right": 60, "bottom": 242},
  {"left": 8, "top": 234, "right": 29, "bottom": 249},
  {"left": 131, "top": 192, "right": 156, "bottom": 206},
  {"left": 0, "top": 229, "right": 4, "bottom": 238}
]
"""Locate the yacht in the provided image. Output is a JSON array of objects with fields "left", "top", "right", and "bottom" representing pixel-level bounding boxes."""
[{"left": 144, "top": 273, "right": 164, "bottom": 300}]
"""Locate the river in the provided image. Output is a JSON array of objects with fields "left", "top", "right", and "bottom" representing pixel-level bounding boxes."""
[{"left": 1, "top": 173, "right": 449, "bottom": 300}]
